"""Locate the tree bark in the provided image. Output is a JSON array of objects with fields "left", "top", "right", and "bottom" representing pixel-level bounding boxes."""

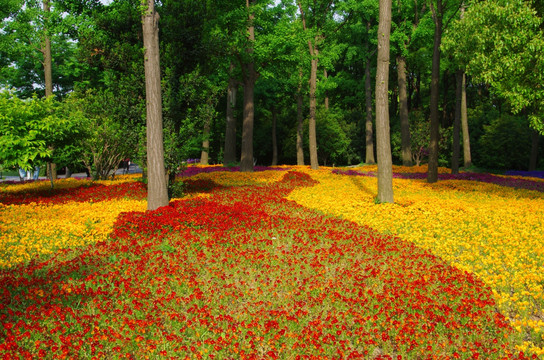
[
  {"left": 427, "top": 0, "right": 442, "bottom": 183},
  {"left": 460, "top": 72, "right": 471, "bottom": 168},
  {"left": 42, "top": 0, "right": 53, "bottom": 98},
  {"left": 324, "top": 68, "right": 329, "bottom": 110},
  {"left": 296, "top": 70, "right": 305, "bottom": 165},
  {"left": 452, "top": 70, "right": 462, "bottom": 174},
  {"left": 223, "top": 70, "right": 237, "bottom": 166},
  {"left": 142, "top": 0, "right": 169, "bottom": 210},
  {"left": 365, "top": 23, "right": 376, "bottom": 165},
  {"left": 308, "top": 44, "right": 319, "bottom": 169},
  {"left": 397, "top": 55, "right": 412, "bottom": 166},
  {"left": 200, "top": 119, "right": 210, "bottom": 165},
  {"left": 240, "top": 0, "right": 257, "bottom": 172},
  {"left": 42, "top": 0, "right": 57, "bottom": 180},
  {"left": 271, "top": 106, "right": 278, "bottom": 166},
  {"left": 376, "top": 0, "right": 394, "bottom": 203}
]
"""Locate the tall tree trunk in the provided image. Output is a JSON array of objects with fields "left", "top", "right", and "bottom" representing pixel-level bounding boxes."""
[
  {"left": 441, "top": 69, "right": 449, "bottom": 127},
  {"left": 365, "top": 23, "right": 376, "bottom": 165},
  {"left": 240, "top": 0, "right": 257, "bottom": 172},
  {"left": 460, "top": 72, "right": 471, "bottom": 168},
  {"left": 296, "top": 70, "right": 305, "bottom": 165},
  {"left": 458, "top": 3, "right": 471, "bottom": 170},
  {"left": 200, "top": 119, "right": 210, "bottom": 165},
  {"left": 376, "top": 0, "right": 394, "bottom": 203},
  {"left": 42, "top": 0, "right": 56, "bottom": 180},
  {"left": 324, "top": 68, "right": 329, "bottom": 110},
  {"left": 452, "top": 70, "right": 462, "bottom": 174},
  {"left": 271, "top": 106, "right": 278, "bottom": 166},
  {"left": 42, "top": 0, "right": 52, "bottom": 98},
  {"left": 223, "top": 70, "right": 237, "bottom": 166},
  {"left": 427, "top": 0, "right": 442, "bottom": 183},
  {"left": 397, "top": 55, "right": 412, "bottom": 166},
  {"left": 142, "top": 0, "right": 168, "bottom": 210},
  {"left": 308, "top": 45, "right": 319, "bottom": 169},
  {"left": 415, "top": 71, "right": 421, "bottom": 109},
  {"left": 529, "top": 130, "right": 539, "bottom": 171}
]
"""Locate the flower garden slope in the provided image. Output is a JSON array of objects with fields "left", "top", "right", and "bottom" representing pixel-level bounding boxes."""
[
  {"left": 288, "top": 165, "right": 544, "bottom": 356},
  {"left": 0, "top": 170, "right": 531, "bottom": 359}
]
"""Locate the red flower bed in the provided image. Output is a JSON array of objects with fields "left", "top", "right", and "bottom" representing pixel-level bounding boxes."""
[
  {"left": 0, "top": 182, "right": 147, "bottom": 205},
  {"left": 0, "top": 171, "right": 533, "bottom": 359}
]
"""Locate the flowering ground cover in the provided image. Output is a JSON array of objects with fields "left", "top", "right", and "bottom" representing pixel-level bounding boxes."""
[
  {"left": 0, "top": 167, "right": 540, "bottom": 358},
  {"left": 0, "top": 175, "right": 147, "bottom": 269},
  {"left": 289, "top": 165, "right": 544, "bottom": 356}
]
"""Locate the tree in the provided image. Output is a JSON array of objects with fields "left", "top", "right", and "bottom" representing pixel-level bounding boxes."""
[
  {"left": 391, "top": 0, "right": 428, "bottom": 167},
  {"left": 240, "top": 0, "right": 258, "bottom": 172},
  {"left": 444, "top": 0, "right": 544, "bottom": 135},
  {"left": 142, "top": 0, "right": 168, "bottom": 210},
  {"left": 224, "top": 64, "right": 238, "bottom": 166},
  {"left": 426, "top": 0, "right": 443, "bottom": 183},
  {"left": 66, "top": 90, "right": 136, "bottom": 180},
  {"left": 376, "top": 0, "right": 394, "bottom": 203},
  {"left": 0, "top": 92, "right": 80, "bottom": 187},
  {"left": 296, "top": 0, "right": 327, "bottom": 170}
]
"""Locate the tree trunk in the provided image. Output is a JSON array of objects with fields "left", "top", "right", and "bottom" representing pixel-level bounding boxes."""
[
  {"left": 308, "top": 45, "right": 319, "bottom": 170},
  {"left": 296, "top": 71, "right": 305, "bottom": 166},
  {"left": 223, "top": 72, "right": 237, "bottom": 166},
  {"left": 200, "top": 119, "right": 210, "bottom": 165},
  {"left": 271, "top": 106, "right": 278, "bottom": 166},
  {"left": 397, "top": 55, "right": 412, "bottom": 166},
  {"left": 452, "top": 70, "right": 462, "bottom": 174},
  {"left": 460, "top": 72, "right": 471, "bottom": 168},
  {"left": 441, "top": 69, "right": 449, "bottom": 128},
  {"left": 240, "top": 0, "right": 256, "bottom": 172},
  {"left": 376, "top": 0, "right": 394, "bottom": 203},
  {"left": 42, "top": 0, "right": 53, "bottom": 98},
  {"left": 42, "top": 0, "right": 57, "bottom": 180},
  {"left": 324, "top": 68, "right": 329, "bottom": 110},
  {"left": 427, "top": 0, "right": 442, "bottom": 183},
  {"left": 142, "top": 0, "right": 169, "bottom": 210},
  {"left": 529, "top": 130, "right": 539, "bottom": 171},
  {"left": 365, "top": 25, "right": 376, "bottom": 165}
]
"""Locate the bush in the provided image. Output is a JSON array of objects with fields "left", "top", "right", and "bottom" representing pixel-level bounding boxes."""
[{"left": 477, "top": 114, "right": 532, "bottom": 170}]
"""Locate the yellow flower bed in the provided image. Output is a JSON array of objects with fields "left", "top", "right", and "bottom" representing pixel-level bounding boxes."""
[
  {"left": 287, "top": 166, "right": 544, "bottom": 356},
  {"left": 0, "top": 199, "right": 146, "bottom": 268},
  {"left": 188, "top": 168, "right": 288, "bottom": 187},
  {"left": 0, "top": 175, "right": 146, "bottom": 269}
]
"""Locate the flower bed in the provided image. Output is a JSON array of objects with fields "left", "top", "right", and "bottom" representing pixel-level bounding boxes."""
[
  {"left": 0, "top": 168, "right": 540, "bottom": 358},
  {"left": 291, "top": 165, "right": 544, "bottom": 356}
]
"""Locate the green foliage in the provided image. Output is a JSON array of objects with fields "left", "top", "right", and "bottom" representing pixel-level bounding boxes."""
[
  {"left": 478, "top": 114, "right": 533, "bottom": 170},
  {"left": 167, "top": 179, "right": 186, "bottom": 199},
  {"left": 0, "top": 91, "right": 80, "bottom": 172},
  {"left": 391, "top": 111, "right": 451, "bottom": 167},
  {"left": 0, "top": 0, "right": 83, "bottom": 98},
  {"left": 65, "top": 90, "right": 137, "bottom": 180},
  {"left": 443, "top": 0, "right": 544, "bottom": 132},
  {"left": 316, "top": 108, "right": 353, "bottom": 166}
]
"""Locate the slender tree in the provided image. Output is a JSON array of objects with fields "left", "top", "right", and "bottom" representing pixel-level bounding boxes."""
[
  {"left": 240, "top": 0, "right": 258, "bottom": 172},
  {"left": 376, "top": 0, "right": 394, "bottom": 203},
  {"left": 297, "top": 0, "right": 322, "bottom": 170},
  {"left": 142, "top": 0, "right": 168, "bottom": 210},
  {"left": 296, "top": 67, "right": 305, "bottom": 165},
  {"left": 427, "top": 0, "right": 442, "bottom": 183},
  {"left": 364, "top": 21, "right": 376, "bottom": 165},
  {"left": 223, "top": 64, "right": 238, "bottom": 166},
  {"left": 451, "top": 69, "right": 462, "bottom": 174},
  {"left": 460, "top": 70, "right": 471, "bottom": 168},
  {"left": 397, "top": 55, "right": 412, "bottom": 166}
]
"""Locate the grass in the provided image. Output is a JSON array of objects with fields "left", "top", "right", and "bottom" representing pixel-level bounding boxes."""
[{"left": 0, "top": 166, "right": 542, "bottom": 359}]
